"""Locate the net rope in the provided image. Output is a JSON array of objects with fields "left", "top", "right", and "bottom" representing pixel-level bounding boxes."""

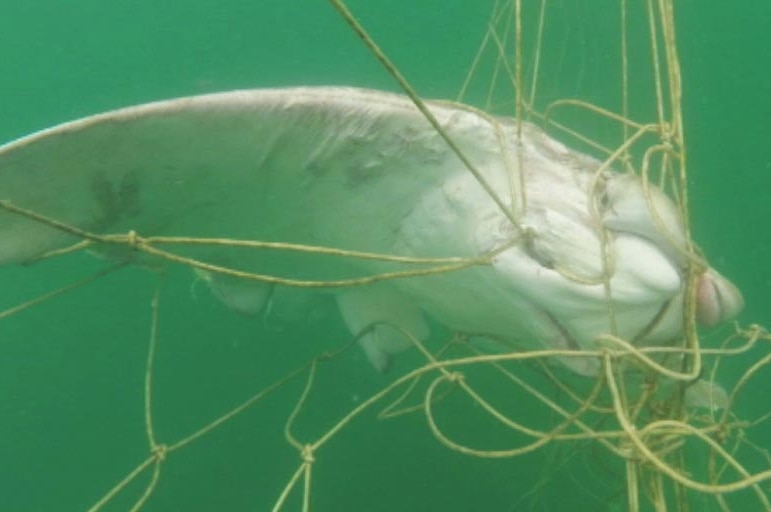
[{"left": 1, "top": 1, "right": 769, "bottom": 511}]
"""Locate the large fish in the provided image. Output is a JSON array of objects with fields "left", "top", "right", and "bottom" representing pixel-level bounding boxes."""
[{"left": 0, "top": 87, "right": 743, "bottom": 374}]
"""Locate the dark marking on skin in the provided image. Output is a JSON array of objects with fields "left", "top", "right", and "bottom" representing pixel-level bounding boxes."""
[
  {"left": 345, "top": 160, "right": 384, "bottom": 188},
  {"left": 119, "top": 171, "right": 141, "bottom": 217},
  {"left": 89, "top": 170, "right": 141, "bottom": 231},
  {"left": 304, "top": 160, "right": 327, "bottom": 178}
]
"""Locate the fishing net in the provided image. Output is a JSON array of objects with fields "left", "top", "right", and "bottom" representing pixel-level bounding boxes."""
[{"left": 1, "top": 1, "right": 769, "bottom": 511}]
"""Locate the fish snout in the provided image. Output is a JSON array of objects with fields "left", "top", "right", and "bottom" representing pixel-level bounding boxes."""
[{"left": 695, "top": 268, "right": 744, "bottom": 327}]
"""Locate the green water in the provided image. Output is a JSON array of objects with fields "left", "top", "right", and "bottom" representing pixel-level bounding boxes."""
[{"left": 0, "top": 1, "right": 769, "bottom": 511}]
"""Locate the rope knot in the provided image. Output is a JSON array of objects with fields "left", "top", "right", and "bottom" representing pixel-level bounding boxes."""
[
  {"left": 152, "top": 444, "right": 168, "bottom": 462},
  {"left": 447, "top": 371, "right": 464, "bottom": 383},
  {"left": 127, "top": 230, "right": 139, "bottom": 248},
  {"left": 301, "top": 444, "right": 315, "bottom": 464}
]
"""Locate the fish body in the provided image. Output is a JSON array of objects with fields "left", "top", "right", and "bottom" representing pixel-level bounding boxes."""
[{"left": 0, "top": 87, "right": 743, "bottom": 373}]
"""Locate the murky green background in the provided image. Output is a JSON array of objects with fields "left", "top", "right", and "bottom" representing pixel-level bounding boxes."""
[{"left": 0, "top": 1, "right": 769, "bottom": 511}]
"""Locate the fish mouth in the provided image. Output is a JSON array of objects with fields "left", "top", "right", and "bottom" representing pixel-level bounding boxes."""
[
  {"left": 599, "top": 171, "right": 744, "bottom": 327},
  {"left": 695, "top": 267, "right": 744, "bottom": 326}
]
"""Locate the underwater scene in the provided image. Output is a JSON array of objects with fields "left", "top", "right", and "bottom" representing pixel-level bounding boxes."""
[{"left": 1, "top": 1, "right": 770, "bottom": 511}]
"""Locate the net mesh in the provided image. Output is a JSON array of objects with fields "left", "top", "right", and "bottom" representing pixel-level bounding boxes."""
[{"left": 1, "top": 1, "right": 769, "bottom": 511}]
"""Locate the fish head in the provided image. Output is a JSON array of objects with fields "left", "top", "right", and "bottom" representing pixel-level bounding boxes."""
[
  {"left": 486, "top": 167, "right": 743, "bottom": 375},
  {"left": 601, "top": 171, "right": 744, "bottom": 328}
]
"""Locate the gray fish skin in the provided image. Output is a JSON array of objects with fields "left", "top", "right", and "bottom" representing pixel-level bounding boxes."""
[{"left": 0, "top": 87, "right": 743, "bottom": 374}]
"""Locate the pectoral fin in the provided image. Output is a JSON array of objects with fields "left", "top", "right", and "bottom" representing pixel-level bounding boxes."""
[
  {"left": 195, "top": 268, "right": 273, "bottom": 316},
  {"left": 684, "top": 378, "right": 729, "bottom": 412},
  {"left": 337, "top": 286, "right": 429, "bottom": 372}
]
